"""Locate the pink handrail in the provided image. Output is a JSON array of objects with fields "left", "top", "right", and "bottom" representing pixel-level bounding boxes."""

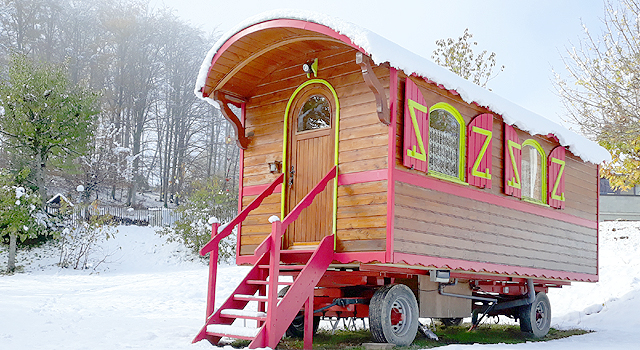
[
  {"left": 200, "top": 173, "right": 283, "bottom": 320},
  {"left": 253, "top": 165, "right": 337, "bottom": 256},
  {"left": 262, "top": 165, "right": 337, "bottom": 348},
  {"left": 282, "top": 165, "right": 337, "bottom": 229},
  {"left": 200, "top": 173, "right": 284, "bottom": 256}
]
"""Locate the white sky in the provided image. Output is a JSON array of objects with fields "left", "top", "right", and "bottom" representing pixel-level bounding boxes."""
[{"left": 149, "top": 0, "right": 606, "bottom": 127}]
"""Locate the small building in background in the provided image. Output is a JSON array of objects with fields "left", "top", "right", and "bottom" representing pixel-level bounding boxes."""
[{"left": 600, "top": 177, "right": 640, "bottom": 221}]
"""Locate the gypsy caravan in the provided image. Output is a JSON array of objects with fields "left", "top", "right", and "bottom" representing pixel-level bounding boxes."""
[{"left": 191, "top": 11, "right": 610, "bottom": 348}]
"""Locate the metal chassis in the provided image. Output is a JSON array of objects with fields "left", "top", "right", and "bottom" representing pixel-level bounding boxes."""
[{"left": 281, "top": 264, "right": 570, "bottom": 322}]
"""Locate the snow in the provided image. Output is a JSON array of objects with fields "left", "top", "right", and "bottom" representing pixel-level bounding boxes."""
[
  {"left": 207, "top": 324, "right": 260, "bottom": 338},
  {"left": 221, "top": 309, "right": 267, "bottom": 318},
  {"left": 268, "top": 215, "right": 280, "bottom": 223},
  {"left": 1, "top": 222, "right": 640, "bottom": 349},
  {"left": 195, "top": 10, "right": 610, "bottom": 165}
]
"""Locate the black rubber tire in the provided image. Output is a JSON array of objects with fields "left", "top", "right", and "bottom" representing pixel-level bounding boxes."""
[
  {"left": 278, "top": 286, "right": 320, "bottom": 338},
  {"left": 519, "top": 292, "right": 551, "bottom": 338},
  {"left": 439, "top": 318, "right": 463, "bottom": 327},
  {"left": 369, "top": 284, "right": 419, "bottom": 346}
]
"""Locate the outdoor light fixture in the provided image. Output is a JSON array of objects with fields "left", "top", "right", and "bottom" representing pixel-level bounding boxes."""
[
  {"left": 430, "top": 270, "right": 451, "bottom": 283},
  {"left": 268, "top": 160, "right": 282, "bottom": 174},
  {"left": 302, "top": 58, "right": 318, "bottom": 78}
]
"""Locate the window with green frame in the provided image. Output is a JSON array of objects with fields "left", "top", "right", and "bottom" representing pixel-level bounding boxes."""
[
  {"left": 428, "top": 102, "right": 466, "bottom": 183},
  {"left": 521, "top": 139, "right": 547, "bottom": 203}
]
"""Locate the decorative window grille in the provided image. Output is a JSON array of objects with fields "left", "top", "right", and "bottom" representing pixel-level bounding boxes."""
[{"left": 429, "top": 109, "right": 460, "bottom": 178}]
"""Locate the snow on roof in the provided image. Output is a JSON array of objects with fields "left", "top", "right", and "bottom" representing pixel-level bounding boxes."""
[
  {"left": 46, "top": 193, "right": 74, "bottom": 206},
  {"left": 195, "top": 9, "right": 611, "bottom": 164}
]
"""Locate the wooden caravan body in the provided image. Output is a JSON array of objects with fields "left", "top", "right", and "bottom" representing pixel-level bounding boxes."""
[{"left": 193, "top": 13, "right": 609, "bottom": 348}]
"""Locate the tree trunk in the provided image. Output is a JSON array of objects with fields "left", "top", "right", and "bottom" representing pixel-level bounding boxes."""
[
  {"left": 7, "top": 233, "right": 17, "bottom": 272},
  {"left": 34, "top": 151, "right": 47, "bottom": 207}
]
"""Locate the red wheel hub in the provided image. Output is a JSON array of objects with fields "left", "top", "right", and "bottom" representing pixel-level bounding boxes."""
[{"left": 390, "top": 306, "right": 404, "bottom": 325}]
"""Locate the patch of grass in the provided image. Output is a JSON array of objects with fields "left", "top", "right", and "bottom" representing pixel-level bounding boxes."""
[{"left": 225, "top": 323, "right": 592, "bottom": 349}]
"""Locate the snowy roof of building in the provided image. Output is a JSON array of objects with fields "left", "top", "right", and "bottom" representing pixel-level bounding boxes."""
[
  {"left": 195, "top": 9, "right": 611, "bottom": 164},
  {"left": 46, "top": 193, "right": 74, "bottom": 206}
]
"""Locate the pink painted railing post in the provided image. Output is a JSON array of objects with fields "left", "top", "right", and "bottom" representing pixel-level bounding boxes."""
[
  {"left": 205, "top": 222, "right": 220, "bottom": 320},
  {"left": 265, "top": 219, "right": 282, "bottom": 348},
  {"left": 303, "top": 290, "right": 314, "bottom": 349}
]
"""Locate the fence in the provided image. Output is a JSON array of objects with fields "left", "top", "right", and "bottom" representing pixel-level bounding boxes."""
[{"left": 45, "top": 206, "right": 181, "bottom": 227}]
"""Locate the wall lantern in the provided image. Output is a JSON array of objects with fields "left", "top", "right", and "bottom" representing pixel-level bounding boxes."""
[
  {"left": 302, "top": 58, "right": 318, "bottom": 78},
  {"left": 268, "top": 160, "right": 282, "bottom": 174}
]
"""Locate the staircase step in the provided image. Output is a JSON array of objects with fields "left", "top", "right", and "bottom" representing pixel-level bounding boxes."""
[
  {"left": 206, "top": 324, "right": 260, "bottom": 340},
  {"left": 220, "top": 309, "right": 267, "bottom": 321},
  {"left": 258, "top": 264, "right": 305, "bottom": 271},
  {"left": 246, "top": 279, "right": 294, "bottom": 286},
  {"left": 233, "top": 294, "right": 282, "bottom": 302}
]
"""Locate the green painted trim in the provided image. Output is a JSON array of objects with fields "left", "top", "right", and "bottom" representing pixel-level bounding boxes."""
[
  {"left": 550, "top": 157, "right": 566, "bottom": 201},
  {"left": 470, "top": 126, "right": 492, "bottom": 180},
  {"left": 406, "top": 99, "right": 428, "bottom": 161},
  {"left": 521, "top": 139, "right": 547, "bottom": 202},
  {"left": 507, "top": 140, "right": 522, "bottom": 189},
  {"left": 428, "top": 171, "right": 470, "bottom": 186},
  {"left": 281, "top": 79, "right": 340, "bottom": 247},
  {"left": 428, "top": 102, "right": 466, "bottom": 183},
  {"left": 522, "top": 196, "right": 551, "bottom": 207}
]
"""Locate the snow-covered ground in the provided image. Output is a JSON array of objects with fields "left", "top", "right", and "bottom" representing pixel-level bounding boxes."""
[{"left": 0, "top": 222, "right": 638, "bottom": 349}]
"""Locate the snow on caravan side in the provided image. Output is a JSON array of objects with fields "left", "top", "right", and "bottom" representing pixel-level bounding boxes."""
[{"left": 191, "top": 11, "right": 610, "bottom": 349}]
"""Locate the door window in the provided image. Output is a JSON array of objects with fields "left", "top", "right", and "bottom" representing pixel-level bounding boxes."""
[{"left": 297, "top": 94, "right": 331, "bottom": 132}]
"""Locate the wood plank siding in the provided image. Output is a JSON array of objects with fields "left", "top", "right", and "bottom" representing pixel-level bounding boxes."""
[
  {"left": 392, "top": 74, "right": 598, "bottom": 276},
  {"left": 238, "top": 47, "right": 390, "bottom": 255}
]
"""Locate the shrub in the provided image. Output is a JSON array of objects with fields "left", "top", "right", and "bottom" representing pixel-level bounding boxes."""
[
  {"left": 57, "top": 210, "right": 117, "bottom": 270},
  {"left": 158, "top": 177, "right": 237, "bottom": 263}
]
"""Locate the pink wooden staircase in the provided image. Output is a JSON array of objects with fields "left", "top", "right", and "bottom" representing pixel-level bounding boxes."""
[{"left": 193, "top": 167, "right": 337, "bottom": 349}]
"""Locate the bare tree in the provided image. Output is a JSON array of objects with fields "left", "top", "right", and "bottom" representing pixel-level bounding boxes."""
[
  {"left": 432, "top": 28, "right": 504, "bottom": 88},
  {"left": 556, "top": 0, "right": 639, "bottom": 189}
]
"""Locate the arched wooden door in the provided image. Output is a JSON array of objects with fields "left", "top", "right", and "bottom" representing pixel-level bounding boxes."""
[{"left": 284, "top": 83, "right": 336, "bottom": 249}]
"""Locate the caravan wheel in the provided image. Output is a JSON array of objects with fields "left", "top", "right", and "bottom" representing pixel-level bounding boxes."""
[
  {"left": 519, "top": 292, "right": 551, "bottom": 338},
  {"left": 369, "top": 284, "right": 419, "bottom": 346}
]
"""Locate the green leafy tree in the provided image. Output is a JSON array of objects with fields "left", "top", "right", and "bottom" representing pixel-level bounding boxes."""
[
  {"left": 158, "top": 177, "right": 237, "bottom": 263},
  {"left": 432, "top": 28, "right": 504, "bottom": 88},
  {"left": 0, "top": 54, "right": 99, "bottom": 203},
  {"left": 0, "top": 169, "right": 45, "bottom": 272},
  {"left": 556, "top": 0, "right": 640, "bottom": 190}
]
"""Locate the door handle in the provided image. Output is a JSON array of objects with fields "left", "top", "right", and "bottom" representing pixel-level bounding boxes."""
[{"left": 288, "top": 166, "right": 295, "bottom": 187}]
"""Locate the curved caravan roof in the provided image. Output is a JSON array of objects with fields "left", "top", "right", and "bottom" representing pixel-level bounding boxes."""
[{"left": 195, "top": 10, "right": 610, "bottom": 164}]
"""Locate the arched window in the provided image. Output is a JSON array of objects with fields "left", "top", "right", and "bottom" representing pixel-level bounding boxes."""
[
  {"left": 297, "top": 94, "right": 331, "bottom": 132},
  {"left": 521, "top": 139, "right": 547, "bottom": 203},
  {"left": 428, "top": 102, "right": 466, "bottom": 182}
]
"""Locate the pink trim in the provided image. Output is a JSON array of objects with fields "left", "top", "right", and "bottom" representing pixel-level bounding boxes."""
[
  {"left": 337, "top": 169, "right": 387, "bottom": 185},
  {"left": 236, "top": 103, "right": 246, "bottom": 259},
  {"left": 204, "top": 20, "right": 366, "bottom": 97},
  {"left": 237, "top": 251, "right": 387, "bottom": 265},
  {"left": 236, "top": 254, "right": 258, "bottom": 265},
  {"left": 393, "top": 252, "right": 598, "bottom": 282},
  {"left": 394, "top": 168, "right": 598, "bottom": 229},
  {"left": 548, "top": 146, "right": 566, "bottom": 209},
  {"left": 334, "top": 251, "right": 386, "bottom": 264},
  {"left": 596, "top": 165, "right": 600, "bottom": 279},
  {"left": 243, "top": 183, "right": 283, "bottom": 196},
  {"left": 386, "top": 68, "right": 399, "bottom": 263}
]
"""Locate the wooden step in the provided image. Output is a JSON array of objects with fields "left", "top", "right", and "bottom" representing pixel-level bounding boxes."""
[
  {"left": 233, "top": 294, "right": 282, "bottom": 302},
  {"left": 220, "top": 309, "right": 267, "bottom": 321},
  {"left": 206, "top": 324, "right": 260, "bottom": 340},
  {"left": 258, "top": 264, "right": 305, "bottom": 271},
  {"left": 246, "top": 279, "right": 294, "bottom": 286}
]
